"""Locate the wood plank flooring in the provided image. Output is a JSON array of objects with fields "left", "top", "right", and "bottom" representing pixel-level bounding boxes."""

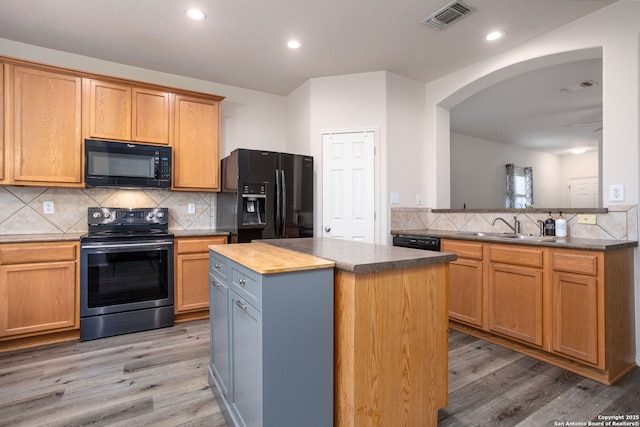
[{"left": 0, "top": 320, "right": 638, "bottom": 426}]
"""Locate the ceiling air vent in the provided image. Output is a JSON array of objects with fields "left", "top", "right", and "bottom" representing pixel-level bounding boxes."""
[
  {"left": 424, "top": 1, "right": 475, "bottom": 30},
  {"left": 560, "top": 80, "right": 599, "bottom": 93}
]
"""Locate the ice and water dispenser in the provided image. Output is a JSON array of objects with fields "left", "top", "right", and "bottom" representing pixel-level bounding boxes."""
[{"left": 241, "top": 183, "right": 266, "bottom": 226}]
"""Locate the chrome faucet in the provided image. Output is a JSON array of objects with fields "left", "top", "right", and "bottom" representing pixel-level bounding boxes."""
[{"left": 492, "top": 216, "right": 521, "bottom": 234}]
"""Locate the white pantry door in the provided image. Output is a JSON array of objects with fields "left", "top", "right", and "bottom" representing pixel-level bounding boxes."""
[{"left": 322, "top": 131, "right": 375, "bottom": 243}]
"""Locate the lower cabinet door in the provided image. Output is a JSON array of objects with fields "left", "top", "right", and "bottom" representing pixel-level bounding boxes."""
[
  {"left": 488, "top": 263, "right": 543, "bottom": 346},
  {"left": 0, "top": 261, "right": 76, "bottom": 336},
  {"left": 552, "top": 272, "right": 599, "bottom": 365},
  {"left": 449, "top": 258, "right": 484, "bottom": 326},
  {"left": 210, "top": 274, "right": 230, "bottom": 397},
  {"left": 230, "top": 292, "right": 262, "bottom": 427}
]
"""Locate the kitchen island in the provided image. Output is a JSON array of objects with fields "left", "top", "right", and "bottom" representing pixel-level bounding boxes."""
[{"left": 256, "top": 238, "right": 456, "bottom": 427}]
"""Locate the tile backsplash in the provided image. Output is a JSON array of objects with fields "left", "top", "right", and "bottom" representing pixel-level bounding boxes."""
[
  {"left": 0, "top": 186, "right": 218, "bottom": 235},
  {"left": 391, "top": 206, "right": 638, "bottom": 241}
]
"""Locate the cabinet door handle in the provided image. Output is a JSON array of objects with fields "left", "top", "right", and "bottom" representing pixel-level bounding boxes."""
[
  {"left": 235, "top": 300, "right": 247, "bottom": 310},
  {"left": 238, "top": 278, "right": 246, "bottom": 286},
  {"left": 214, "top": 264, "right": 221, "bottom": 270},
  {"left": 211, "top": 280, "right": 221, "bottom": 288}
]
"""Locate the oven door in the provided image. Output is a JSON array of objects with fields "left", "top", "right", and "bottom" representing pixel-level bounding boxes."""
[{"left": 80, "top": 239, "right": 174, "bottom": 317}]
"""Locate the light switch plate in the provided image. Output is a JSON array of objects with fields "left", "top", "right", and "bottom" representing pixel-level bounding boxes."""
[
  {"left": 577, "top": 214, "right": 597, "bottom": 224},
  {"left": 390, "top": 192, "right": 400, "bottom": 204},
  {"left": 43, "top": 201, "right": 54, "bottom": 214}
]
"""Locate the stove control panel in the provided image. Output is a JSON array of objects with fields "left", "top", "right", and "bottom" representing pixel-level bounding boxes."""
[{"left": 88, "top": 207, "right": 169, "bottom": 226}]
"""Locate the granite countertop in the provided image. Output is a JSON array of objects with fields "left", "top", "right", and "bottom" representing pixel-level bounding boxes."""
[
  {"left": 257, "top": 238, "right": 457, "bottom": 274},
  {"left": 210, "top": 242, "right": 335, "bottom": 274},
  {"left": 392, "top": 229, "right": 638, "bottom": 251}
]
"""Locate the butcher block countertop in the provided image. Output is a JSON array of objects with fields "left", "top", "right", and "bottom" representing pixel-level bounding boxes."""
[
  {"left": 209, "top": 242, "right": 334, "bottom": 274},
  {"left": 257, "top": 237, "right": 456, "bottom": 274}
]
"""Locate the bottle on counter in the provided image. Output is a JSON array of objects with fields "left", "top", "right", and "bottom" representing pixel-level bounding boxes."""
[
  {"left": 555, "top": 211, "right": 567, "bottom": 237},
  {"left": 544, "top": 212, "right": 556, "bottom": 236}
]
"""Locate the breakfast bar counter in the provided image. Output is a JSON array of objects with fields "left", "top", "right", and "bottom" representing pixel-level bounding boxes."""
[{"left": 257, "top": 238, "right": 456, "bottom": 427}]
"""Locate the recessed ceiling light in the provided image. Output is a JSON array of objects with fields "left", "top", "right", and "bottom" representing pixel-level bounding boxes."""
[
  {"left": 571, "top": 148, "right": 587, "bottom": 154},
  {"left": 485, "top": 30, "right": 504, "bottom": 41},
  {"left": 186, "top": 8, "right": 207, "bottom": 21},
  {"left": 287, "top": 40, "right": 301, "bottom": 49}
]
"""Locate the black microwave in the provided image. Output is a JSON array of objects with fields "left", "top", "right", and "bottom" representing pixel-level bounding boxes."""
[{"left": 84, "top": 139, "right": 172, "bottom": 188}]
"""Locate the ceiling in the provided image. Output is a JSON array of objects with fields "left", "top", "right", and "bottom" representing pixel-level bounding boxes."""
[
  {"left": 0, "top": 0, "right": 614, "bottom": 154},
  {"left": 0, "top": 0, "right": 616, "bottom": 96}
]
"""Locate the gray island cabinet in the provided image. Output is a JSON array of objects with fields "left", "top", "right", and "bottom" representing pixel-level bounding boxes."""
[{"left": 208, "top": 243, "right": 335, "bottom": 427}]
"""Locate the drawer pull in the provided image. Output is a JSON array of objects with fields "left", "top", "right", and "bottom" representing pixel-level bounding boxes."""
[
  {"left": 235, "top": 300, "right": 247, "bottom": 310},
  {"left": 215, "top": 264, "right": 221, "bottom": 270},
  {"left": 211, "top": 280, "right": 221, "bottom": 288},
  {"left": 239, "top": 278, "right": 246, "bottom": 286}
]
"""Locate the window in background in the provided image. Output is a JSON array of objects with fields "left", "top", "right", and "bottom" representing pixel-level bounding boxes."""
[{"left": 506, "top": 164, "right": 533, "bottom": 208}]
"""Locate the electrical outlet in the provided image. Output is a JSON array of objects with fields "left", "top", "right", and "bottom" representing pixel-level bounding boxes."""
[
  {"left": 390, "top": 192, "right": 400, "bottom": 204},
  {"left": 43, "top": 201, "right": 55, "bottom": 214},
  {"left": 188, "top": 203, "right": 196, "bottom": 214},
  {"left": 609, "top": 184, "right": 624, "bottom": 202},
  {"left": 577, "top": 214, "right": 597, "bottom": 225},
  {"left": 416, "top": 194, "right": 422, "bottom": 205}
]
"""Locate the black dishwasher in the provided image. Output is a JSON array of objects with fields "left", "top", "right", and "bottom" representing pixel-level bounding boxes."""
[{"left": 393, "top": 235, "right": 441, "bottom": 251}]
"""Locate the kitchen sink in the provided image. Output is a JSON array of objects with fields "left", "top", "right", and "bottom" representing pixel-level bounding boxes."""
[{"left": 458, "top": 232, "right": 557, "bottom": 242}]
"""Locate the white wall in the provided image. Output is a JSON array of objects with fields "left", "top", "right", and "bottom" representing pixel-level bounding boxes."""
[
  {"left": 451, "top": 133, "right": 562, "bottom": 209},
  {"left": 0, "top": 38, "right": 288, "bottom": 158},
  {"left": 386, "top": 73, "right": 427, "bottom": 227}
]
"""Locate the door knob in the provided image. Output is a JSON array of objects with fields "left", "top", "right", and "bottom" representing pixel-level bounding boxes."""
[{"left": 324, "top": 226, "right": 331, "bottom": 232}]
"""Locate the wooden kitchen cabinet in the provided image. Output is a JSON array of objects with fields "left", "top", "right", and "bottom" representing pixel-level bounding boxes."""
[
  {"left": 0, "top": 242, "right": 79, "bottom": 345},
  {"left": 0, "top": 63, "right": 4, "bottom": 182},
  {"left": 174, "top": 236, "right": 227, "bottom": 321},
  {"left": 445, "top": 237, "right": 635, "bottom": 385},
  {"left": 4, "top": 65, "right": 83, "bottom": 186},
  {"left": 84, "top": 79, "right": 171, "bottom": 145},
  {"left": 551, "top": 249, "right": 601, "bottom": 366},
  {"left": 487, "top": 244, "right": 544, "bottom": 346},
  {"left": 442, "top": 239, "right": 484, "bottom": 327},
  {"left": 172, "top": 94, "right": 222, "bottom": 191}
]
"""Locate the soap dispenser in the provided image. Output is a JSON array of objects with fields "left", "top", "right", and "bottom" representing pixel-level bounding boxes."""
[
  {"left": 556, "top": 212, "right": 567, "bottom": 237},
  {"left": 544, "top": 212, "right": 556, "bottom": 236}
]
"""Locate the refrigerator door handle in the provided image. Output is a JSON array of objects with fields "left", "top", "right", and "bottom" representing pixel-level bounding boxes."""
[
  {"left": 275, "top": 169, "right": 282, "bottom": 238},
  {"left": 281, "top": 169, "right": 287, "bottom": 238}
]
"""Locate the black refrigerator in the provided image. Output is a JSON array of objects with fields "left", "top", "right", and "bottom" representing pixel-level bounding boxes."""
[{"left": 217, "top": 149, "right": 314, "bottom": 243}]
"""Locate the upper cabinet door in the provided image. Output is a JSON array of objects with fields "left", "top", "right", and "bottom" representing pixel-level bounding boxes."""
[
  {"left": 132, "top": 88, "right": 170, "bottom": 145},
  {"left": 173, "top": 94, "right": 221, "bottom": 191},
  {"left": 12, "top": 66, "right": 82, "bottom": 185},
  {"left": 1, "top": 64, "right": 4, "bottom": 182},
  {"left": 86, "top": 79, "right": 132, "bottom": 141}
]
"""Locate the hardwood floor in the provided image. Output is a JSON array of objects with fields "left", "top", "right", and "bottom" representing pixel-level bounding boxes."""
[{"left": 0, "top": 321, "right": 638, "bottom": 426}]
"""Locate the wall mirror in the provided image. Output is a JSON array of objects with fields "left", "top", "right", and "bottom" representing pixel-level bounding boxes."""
[{"left": 449, "top": 57, "right": 602, "bottom": 210}]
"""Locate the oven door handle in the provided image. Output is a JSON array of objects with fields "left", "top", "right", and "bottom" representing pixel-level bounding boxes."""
[{"left": 81, "top": 241, "right": 174, "bottom": 250}]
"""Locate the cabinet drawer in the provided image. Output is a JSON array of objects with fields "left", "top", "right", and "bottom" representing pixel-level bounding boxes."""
[
  {"left": 488, "top": 245, "right": 543, "bottom": 268},
  {"left": 210, "top": 251, "right": 229, "bottom": 282},
  {"left": 442, "top": 240, "right": 483, "bottom": 260},
  {"left": 177, "top": 236, "right": 227, "bottom": 254},
  {"left": 0, "top": 242, "right": 77, "bottom": 265},
  {"left": 231, "top": 265, "right": 262, "bottom": 311},
  {"left": 552, "top": 251, "right": 598, "bottom": 276}
]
